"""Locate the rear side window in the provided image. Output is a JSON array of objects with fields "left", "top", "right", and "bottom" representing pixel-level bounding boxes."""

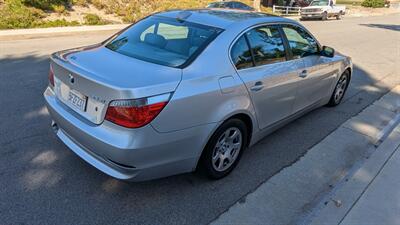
[
  {"left": 245, "top": 26, "right": 286, "bottom": 66},
  {"left": 230, "top": 36, "right": 254, "bottom": 70},
  {"left": 282, "top": 25, "right": 319, "bottom": 59},
  {"left": 106, "top": 16, "right": 223, "bottom": 68}
]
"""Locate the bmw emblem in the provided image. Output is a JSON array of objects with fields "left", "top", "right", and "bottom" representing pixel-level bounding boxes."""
[{"left": 69, "top": 74, "right": 75, "bottom": 84}]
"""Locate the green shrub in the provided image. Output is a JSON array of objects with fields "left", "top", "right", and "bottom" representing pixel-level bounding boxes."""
[
  {"left": 276, "top": 0, "right": 285, "bottom": 6},
  {"left": 91, "top": 0, "right": 106, "bottom": 9},
  {"left": 35, "top": 18, "right": 80, "bottom": 27},
  {"left": 22, "top": 0, "right": 72, "bottom": 10},
  {"left": 71, "top": 0, "right": 88, "bottom": 6},
  {"left": 361, "top": 0, "right": 385, "bottom": 7},
  {"left": 0, "top": 0, "right": 44, "bottom": 29},
  {"left": 0, "top": 0, "right": 81, "bottom": 29},
  {"left": 52, "top": 4, "right": 67, "bottom": 13},
  {"left": 84, "top": 13, "right": 105, "bottom": 25}
]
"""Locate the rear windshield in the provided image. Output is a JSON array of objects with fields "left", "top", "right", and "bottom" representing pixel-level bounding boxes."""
[{"left": 105, "top": 16, "right": 223, "bottom": 68}]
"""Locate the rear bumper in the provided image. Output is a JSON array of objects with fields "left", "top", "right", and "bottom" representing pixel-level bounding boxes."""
[{"left": 44, "top": 87, "right": 216, "bottom": 181}]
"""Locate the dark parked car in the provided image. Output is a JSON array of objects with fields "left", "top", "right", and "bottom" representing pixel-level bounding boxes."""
[{"left": 207, "top": 1, "right": 255, "bottom": 11}]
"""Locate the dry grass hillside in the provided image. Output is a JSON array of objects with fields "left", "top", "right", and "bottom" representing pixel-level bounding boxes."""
[
  {"left": 0, "top": 0, "right": 270, "bottom": 29},
  {"left": 0, "top": 0, "right": 395, "bottom": 29}
]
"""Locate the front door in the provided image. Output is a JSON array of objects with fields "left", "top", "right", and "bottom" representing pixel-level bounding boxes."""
[
  {"left": 281, "top": 24, "right": 337, "bottom": 113},
  {"left": 232, "top": 25, "right": 304, "bottom": 130}
]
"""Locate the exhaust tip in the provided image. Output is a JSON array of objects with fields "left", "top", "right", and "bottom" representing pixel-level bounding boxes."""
[{"left": 51, "top": 121, "right": 59, "bottom": 133}]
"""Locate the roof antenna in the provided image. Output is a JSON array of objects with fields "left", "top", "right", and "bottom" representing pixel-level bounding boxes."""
[{"left": 176, "top": 11, "right": 192, "bottom": 22}]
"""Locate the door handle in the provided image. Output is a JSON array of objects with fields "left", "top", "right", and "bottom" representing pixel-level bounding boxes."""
[
  {"left": 250, "top": 81, "right": 264, "bottom": 92},
  {"left": 299, "top": 70, "right": 308, "bottom": 78}
]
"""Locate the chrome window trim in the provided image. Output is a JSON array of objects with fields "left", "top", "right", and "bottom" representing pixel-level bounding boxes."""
[{"left": 228, "top": 21, "right": 322, "bottom": 72}]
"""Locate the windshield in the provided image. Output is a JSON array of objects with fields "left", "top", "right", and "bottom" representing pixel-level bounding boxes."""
[
  {"left": 309, "top": 0, "right": 329, "bottom": 6},
  {"left": 207, "top": 2, "right": 228, "bottom": 8},
  {"left": 105, "top": 16, "right": 223, "bottom": 68}
]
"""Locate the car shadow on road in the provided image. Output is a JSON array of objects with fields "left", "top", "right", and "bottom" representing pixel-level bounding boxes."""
[
  {"left": 0, "top": 53, "right": 396, "bottom": 224},
  {"left": 360, "top": 23, "right": 400, "bottom": 32}
]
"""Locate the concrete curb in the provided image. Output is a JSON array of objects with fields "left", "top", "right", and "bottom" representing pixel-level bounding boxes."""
[
  {"left": 0, "top": 24, "right": 129, "bottom": 41},
  {"left": 307, "top": 86, "right": 400, "bottom": 225},
  {"left": 339, "top": 142, "right": 400, "bottom": 224},
  {"left": 211, "top": 85, "right": 400, "bottom": 225},
  {"left": 308, "top": 125, "right": 400, "bottom": 225}
]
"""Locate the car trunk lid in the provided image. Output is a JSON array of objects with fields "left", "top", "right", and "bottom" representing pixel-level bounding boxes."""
[{"left": 51, "top": 45, "right": 182, "bottom": 125}]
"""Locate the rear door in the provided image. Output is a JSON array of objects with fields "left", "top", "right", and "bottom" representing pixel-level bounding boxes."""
[
  {"left": 232, "top": 25, "right": 304, "bottom": 130},
  {"left": 281, "top": 24, "right": 336, "bottom": 113}
]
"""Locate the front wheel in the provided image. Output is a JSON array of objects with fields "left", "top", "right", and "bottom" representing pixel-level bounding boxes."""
[
  {"left": 327, "top": 71, "right": 350, "bottom": 106},
  {"left": 322, "top": 12, "right": 328, "bottom": 20},
  {"left": 336, "top": 11, "right": 342, "bottom": 20},
  {"left": 198, "top": 118, "right": 248, "bottom": 179}
]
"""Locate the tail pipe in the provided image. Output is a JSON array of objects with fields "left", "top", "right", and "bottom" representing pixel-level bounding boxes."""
[{"left": 51, "top": 120, "right": 59, "bottom": 133}]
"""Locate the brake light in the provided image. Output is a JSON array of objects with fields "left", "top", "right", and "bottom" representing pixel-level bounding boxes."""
[
  {"left": 48, "top": 64, "right": 55, "bottom": 87},
  {"left": 105, "top": 93, "right": 171, "bottom": 128}
]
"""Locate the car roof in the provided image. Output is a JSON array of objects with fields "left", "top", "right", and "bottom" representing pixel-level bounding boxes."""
[
  {"left": 208, "top": 1, "right": 246, "bottom": 5},
  {"left": 156, "top": 9, "right": 295, "bottom": 29}
]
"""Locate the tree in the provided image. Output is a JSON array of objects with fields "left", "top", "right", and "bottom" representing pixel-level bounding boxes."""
[{"left": 253, "top": 0, "right": 261, "bottom": 11}]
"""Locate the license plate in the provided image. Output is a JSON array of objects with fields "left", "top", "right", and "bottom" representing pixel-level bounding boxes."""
[{"left": 67, "top": 89, "right": 87, "bottom": 112}]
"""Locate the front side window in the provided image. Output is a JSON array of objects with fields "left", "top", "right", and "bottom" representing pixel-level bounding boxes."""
[
  {"left": 231, "top": 36, "right": 254, "bottom": 70},
  {"left": 235, "top": 2, "right": 253, "bottom": 10},
  {"left": 282, "top": 25, "right": 319, "bottom": 59},
  {"left": 245, "top": 26, "right": 286, "bottom": 66},
  {"left": 106, "top": 16, "right": 223, "bottom": 68}
]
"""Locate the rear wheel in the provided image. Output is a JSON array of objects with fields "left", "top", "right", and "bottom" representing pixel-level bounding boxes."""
[
  {"left": 199, "top": 118, "right": 248, "bottom": 179},
  {"left": 327, "top": 71, "right": 350, "bottom": 106}
]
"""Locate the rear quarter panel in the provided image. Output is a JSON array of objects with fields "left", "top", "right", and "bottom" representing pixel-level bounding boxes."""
[{"left": 151, "top": 28, "right": 258, "bottom": 133}]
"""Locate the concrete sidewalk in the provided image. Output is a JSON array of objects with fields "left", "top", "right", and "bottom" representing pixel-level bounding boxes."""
[
  {"left": 340, "top": 135, "right": 400, "bottom": 225},
  {"left": 309, "top": 123, "right": 400, "bottom": 225},
  {"left": 212, "top": 85, "right": 400, "bottom": 225}
]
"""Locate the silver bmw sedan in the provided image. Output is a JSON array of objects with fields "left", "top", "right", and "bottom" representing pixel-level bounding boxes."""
[{"left": 44, "top": 9, "right": 352, "bottom": 181}]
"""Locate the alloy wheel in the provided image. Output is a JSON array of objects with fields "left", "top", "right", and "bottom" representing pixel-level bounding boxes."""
[
  {"left": 334, "top": 75, "right": 348, "bottom": 104},
  {"left": 211, "top": 127, "right": 243, "bottom": 172}
]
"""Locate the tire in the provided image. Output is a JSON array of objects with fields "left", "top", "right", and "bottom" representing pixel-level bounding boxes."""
[
  {"left": 198, "top": 118, "right": 248, "bottom": 179},
  {"left": 327, "top": 71, "right": 350, "bottom": 107},
  {"left": 336, "top": 11, "right": 342, "bottom": 20},
  {"left": 322, "top": 12, "right": 328, "bottom": 20}
]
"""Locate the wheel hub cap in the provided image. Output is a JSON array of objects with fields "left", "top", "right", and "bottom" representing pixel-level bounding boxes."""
[
  {"left": 212, "top": 127, "right": 242, "bottom": 172},
  {"left": 334, "top": 76, "right": 347, "bottom": 103}
]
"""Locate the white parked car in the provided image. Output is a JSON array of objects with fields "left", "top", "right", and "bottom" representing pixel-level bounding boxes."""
[{"left": 301, "top": 0, "right": 346, "bottom": 20}]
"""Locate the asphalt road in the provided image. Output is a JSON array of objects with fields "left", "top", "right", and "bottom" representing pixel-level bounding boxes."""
[{"left": 1, "top": 14, "right": 399, "bottom": 225}]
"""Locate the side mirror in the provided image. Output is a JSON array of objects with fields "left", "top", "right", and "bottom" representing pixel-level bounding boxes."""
[{"left": 321, "top": 46, "right": 335, "bottom": 58}]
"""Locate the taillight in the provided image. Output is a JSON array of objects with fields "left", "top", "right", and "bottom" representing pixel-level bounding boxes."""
[
  {"left": 105, "top": 93, "right": 171, "bottom": 128},
  {"left": 48, "top": 64, "right": 55, "bottom": 87}
]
